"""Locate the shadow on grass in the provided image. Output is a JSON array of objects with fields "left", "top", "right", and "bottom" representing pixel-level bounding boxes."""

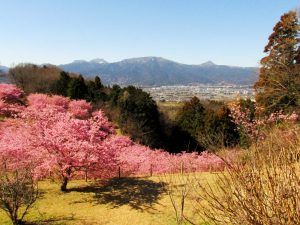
[
  {"left": 68, "top": 177, "right": 167, "bottom": 211},
  {"left": 23, "top": 214, "right": 76, "bottom": 225}
]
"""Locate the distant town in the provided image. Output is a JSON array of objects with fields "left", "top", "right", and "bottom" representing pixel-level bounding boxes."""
[{"left": 142, "top": 85, "right": 255, "bottom": 102}]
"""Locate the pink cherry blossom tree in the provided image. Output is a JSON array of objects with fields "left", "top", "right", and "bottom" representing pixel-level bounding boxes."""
[
  {"left": 1, "top": 92, "right": 132, "bottom": 191},
  {"left": 0, "top": 84, "right": 25, "bottom": 117},
  {"left": 23, "top": 102, "right": 130, "bottom": 191},
  {"left": 0, "top": 84, "right": 24, "bottom": 102}
]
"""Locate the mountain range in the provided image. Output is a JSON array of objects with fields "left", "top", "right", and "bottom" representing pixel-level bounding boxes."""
[
  {"left": 0, "top": 65, "right": 8, "bottom": 73},
  {"left": 59, "top": 57, "right": 258, "bottom": 86},
  {"left": 0, "top": 66, "right": 8, "bottom": 83}
]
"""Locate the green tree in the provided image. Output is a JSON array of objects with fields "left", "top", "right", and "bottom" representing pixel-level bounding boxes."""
[
  {"left": 93, "top": 76, "right": 106, "bottom": 102},
  {"left": 54, "top": 71, "right": 71, "bottom": 96},
  {"left": 200, "top": 106, "right": 239, "bottom": 150},
  {"left": 94, "top": 76, "right": 103, "bottom": 89},
  {"left": 109, "top": 84, "right": 122, "bottom": 106},
  {"left": 117, "top": 86, "right": 162, "bottom": 148},
  {"left": 67, "top": 75, "right": 88, "bottom": 100},
  {"left": 254, "top": 11, "right": 300, "bottom": 114},
  {"left": 176, "top": 97, "right": 206, "bottom": 138}
]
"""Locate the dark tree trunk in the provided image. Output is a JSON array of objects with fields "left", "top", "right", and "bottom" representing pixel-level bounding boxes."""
[
  {"left": 8, "top": 206, "right": 19, "bottom": 225},
  {"left": 60, "top": 176, "right": 68, "bottom": 192},
  {"left": 60, "top": 168, "right": 71, "bottom": 192}
]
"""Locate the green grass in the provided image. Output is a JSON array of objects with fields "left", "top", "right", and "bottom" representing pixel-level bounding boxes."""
[{"left": 0, "top": 173, "right": 217, "bottom": 225}]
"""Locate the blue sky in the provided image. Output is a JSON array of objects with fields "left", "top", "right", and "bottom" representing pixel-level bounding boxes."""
[{"left": 0, "top": 0, "right": 299, "bottom": 67}]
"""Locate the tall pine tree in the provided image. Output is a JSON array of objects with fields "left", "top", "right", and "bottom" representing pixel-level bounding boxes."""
[
  {"left": 254, "top": 11, "right": 300, "bottom": 114},
  {"left": 54, "top": 71, "right": 71, "bottom": 96},
  {"left": 68, "top": 75, "right": 88, "bottom": 100}
]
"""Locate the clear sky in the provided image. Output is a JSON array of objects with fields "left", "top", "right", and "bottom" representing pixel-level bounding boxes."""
[{"left": 0, "top": 0, "right": 299, "bottom": 67}]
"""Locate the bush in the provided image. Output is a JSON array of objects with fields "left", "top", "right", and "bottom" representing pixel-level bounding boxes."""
[
  {"left": 0, "top": 166, "right": 39, "bottom": 225},
  {"left": 194, "top": 124, "right": 300, "bottom": 225}
]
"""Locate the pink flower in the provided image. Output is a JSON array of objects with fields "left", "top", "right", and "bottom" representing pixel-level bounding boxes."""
[{"left": 0, "top": 84, "right": 24, "bottom": 102}]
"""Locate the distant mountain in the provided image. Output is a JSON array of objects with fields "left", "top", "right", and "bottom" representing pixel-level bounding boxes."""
[
  {"left": 89, "top": 58, "right": 108, "bottom": 64},
  {"left": 200, "top": 60, "right": 216, "bottom": 67},
  {"left": 0, "top": 66, "right": 8, "bottom": 83},
  {"left": 0, "top": 65, "right": 8, "bottom": 73},
  {"left": 60, "top": 57, "right": 258, "bottom": 86}
]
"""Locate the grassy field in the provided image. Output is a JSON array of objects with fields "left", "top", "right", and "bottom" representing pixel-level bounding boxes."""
[
  {"left": 157, "top": 101, "right": 184, "bottom": 121},
  {"left": 0, "top": 173, "right": 217, "bottom": 225}
]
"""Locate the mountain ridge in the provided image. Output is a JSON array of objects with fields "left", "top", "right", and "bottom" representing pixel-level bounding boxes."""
[
  {"left": 59, "top": 57, "right": 258, "bottom": 86},
  {"left": 0, "top": 65, "right": 8, "bottom": 73},
  {"left": 1, "top": 58, "right": 259, "bottom": 86}
]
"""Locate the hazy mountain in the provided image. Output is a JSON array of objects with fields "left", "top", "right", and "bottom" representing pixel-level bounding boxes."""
[
  {"left": 0, "top": 65, "right": 8, "bottom": 83},
  {"left": 59, "top": 57, "right": 258, "bottom": 86},
  {"left": 89, "top": 58, "right": 108, "bottom": 64},
  {"left": 0, "top": 65, "right": 8, "bottom": 73}
]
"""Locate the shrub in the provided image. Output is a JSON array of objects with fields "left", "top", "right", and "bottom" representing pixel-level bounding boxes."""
[
  {"left": 194, "top": 125, "right": 300, "bottom": 225},
  {"left": 0, "top": 165, "right": 39, "bottom": 225}
]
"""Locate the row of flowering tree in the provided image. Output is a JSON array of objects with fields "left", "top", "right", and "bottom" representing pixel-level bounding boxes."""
[{"left": 0, "top": 84, "right": 226, "bottom": 193}]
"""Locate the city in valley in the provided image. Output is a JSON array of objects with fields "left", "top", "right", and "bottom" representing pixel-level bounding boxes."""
[{"left": 142, "top": 85, "right": 255, "bottom": 102}]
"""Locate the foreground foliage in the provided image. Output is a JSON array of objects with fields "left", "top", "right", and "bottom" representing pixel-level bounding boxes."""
[{"left": 194, "top": 125, "right": 300, "bottom": 225}]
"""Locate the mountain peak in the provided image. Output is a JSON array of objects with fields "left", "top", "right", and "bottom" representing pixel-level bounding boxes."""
[
  {"left": 200, "top": 61, "right": 216, "bottom": 66},
  {"left": 0, "top": 65, "right": 9, "bottom": 72},
  {"left": 72, "top": 60, "right": 88, "bottom": 64},
  {"left": 90, "top": 58, "right": 108, "bottom": 64},
  {"left": 121, "top": 57, "right": 170, "bottom": 64}
]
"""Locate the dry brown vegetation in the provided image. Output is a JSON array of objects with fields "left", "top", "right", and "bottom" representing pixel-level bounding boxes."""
[{"left": 192, "top": 124, "right": 300, "bottom": 225}]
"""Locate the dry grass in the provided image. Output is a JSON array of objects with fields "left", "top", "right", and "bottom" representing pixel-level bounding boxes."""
[
  {"left": 0, "top": 174, "right": 217, "bottom": 225},
  {"left": 157, "top": 101, "right": 184, "bottom": 121}
]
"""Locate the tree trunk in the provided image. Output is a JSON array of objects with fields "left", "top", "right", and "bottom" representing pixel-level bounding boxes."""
[
  {"left": 11, "top": 211, "right": 18, "bottom": 225},
  {"left": 61, "top": 168, "right": 72, "bottom": 192},
  {"left": 60, "top": 176, "right": 69, "bottom": 192},
  {"left": 8, "top": 206, "right": 19, "bottom": 225}
]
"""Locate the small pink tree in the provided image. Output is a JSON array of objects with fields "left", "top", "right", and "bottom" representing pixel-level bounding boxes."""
[
  {"left": 0, "top": 120, "right": 41, "bottom": 225},
  {"left": 0, "top": 84, "right": 24, "bottom": 102},
  {"left": 0, "top": 84, "right": 24, "bottom": 117}
]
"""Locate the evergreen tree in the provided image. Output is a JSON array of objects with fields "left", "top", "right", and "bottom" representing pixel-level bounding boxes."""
[
  {"left": 94, "top": 76, "right": 103, "bottom": 89},
  {"left": 86, "top": 80, "right": 96, "bottom": 101},
  {"left": 117, "top": 86, "right": 162, "bottom": 148},
  {"left": 86, "top": 77, "right": 107, "bottom": 102},
  {"left": 109, "top": 85, "right": 121, "bottom": 106},
  {"left": 54, "top": 71, "right": 71, "bottom": 96},
  {"left": 254, "top": 11, "right": 300, "bottom": 114},
  {"left": 93, "top": 76, "right": 106, "bottom": 102},
  {"left": 67, "top": 75, "right": 88, "bottom": 99}
]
